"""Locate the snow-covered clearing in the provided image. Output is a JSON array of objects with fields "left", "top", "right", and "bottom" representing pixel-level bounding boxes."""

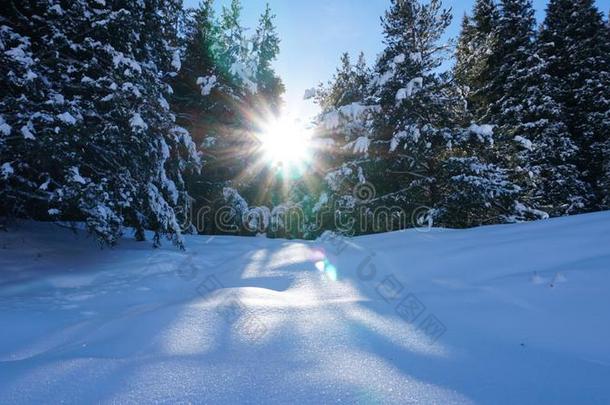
[{"left": 1, "top": 213, "right": 609, "bottom": 404}]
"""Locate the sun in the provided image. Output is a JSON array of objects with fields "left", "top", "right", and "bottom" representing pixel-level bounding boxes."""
[{"left": 258, "top": 116, "right": 312, "bottom": 170}]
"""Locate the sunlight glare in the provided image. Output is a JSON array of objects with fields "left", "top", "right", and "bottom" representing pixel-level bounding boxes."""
[{"left": 259, "top": 116, "right": 312, "bottom": 171}]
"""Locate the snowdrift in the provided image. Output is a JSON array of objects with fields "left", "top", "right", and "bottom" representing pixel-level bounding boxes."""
[{"left": 0, "top": 212, "right": 609, "bottom": 404}]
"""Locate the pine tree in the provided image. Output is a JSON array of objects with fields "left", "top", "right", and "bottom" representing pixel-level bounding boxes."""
[
  {"left": 366, "top": 0, "right": 455, "bottom": 221},
  {"left": 219, "top": 0, "right": 259, "bottom": 96},
  {"left": 0, "top": 0, "right": 200, "bottom": 247},
  {"left": 454, "top": 0, "right": 500, "bottom": 118},
  {"left": 252, "top": 4, "right": 285, "bottom": 113},
  {"left": 486, "top": 0, "right": 535, "bottom": 121},
  {"left": 538, "top": 0, "right": 610, "bottom": 209},
  {"left": 486, "top": 0, "right": 593, "bottom": 216},
  {"left": 309, "top": 52, "right": 377, "bottom": 235},
  {"left": 454, "top": 14, "right": 477, "bottom": 90},
  {"left": 377, "top": 0, "right": 527, "bottom": 228},
  {"left": 435, "top": 128, "right": 522, "bottom": 227},
  {"left": 307, "top": 0, "right": 522, "bottom": 233},
  {"left": 480, "top": 0, "right": 574, "bottom": 217},
  {"left": 316, "top": 52, "right": 369, "bottom": 113},
  {"left": 172, "top": 0, "right": 227, "bottom": 234},
  {"left": 171, "top": 1, "right": 285, "bottom": 235}
]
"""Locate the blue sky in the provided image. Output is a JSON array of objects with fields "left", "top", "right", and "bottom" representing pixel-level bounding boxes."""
[{"left": 184, "top": 0, "right": 609, "bottom": 119}]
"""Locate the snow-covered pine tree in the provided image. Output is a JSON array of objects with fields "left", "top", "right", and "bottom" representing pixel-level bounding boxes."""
[
  {"left": 311, "top": 0, "right": 519, "bottom": 232},
  {"left": 173, "top": 0, "right": 220, "bottom": 117},
  {"left": 218, "top": 0, "right": 258, "bottom": 97},
  {"left": 0, "top": 3, "right": 56, "bottom": 221},
  {"left": 454, "top": 0, "right": 500, "bottom": 119},
  {"left": 485, "top": 0, "right": 535, "bottom": 121},
  {"left": 538, "top": 0, "right": 610, "bottom": 209},
  {"left": 252, "top": 4, "right": 285, "bottom": 114},
  {"left": 0, "top": 0, "right": 200, "bottom": 247},
  {"left": 365, "top": 0, "right": 455, "bottom": 228},
  {"left": 172, "top": 0, "right": 285, "bottom": 235},
  {"left": 487, "top": 0, "right": 591, "bottom": 217},
  {"left": 238, "top": 3, "right": 286, "bottom": 213},
  {"left": 315, "top": 52, "right": 369, "bottom": 113},
  {"left": 172, "top": 0, "right": 229, "bottom": 232},
  {"left": 370, "top": 0, "right": 516, "bottom": 228},
  {"left": 309, "top": 52, "right": 377, "bottom": 235},
  {"left": 434, "top": 125, "right": 522, "bottom": 227}
]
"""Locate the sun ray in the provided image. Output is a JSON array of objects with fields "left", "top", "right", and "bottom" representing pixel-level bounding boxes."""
[{"left": 257, "top": 116, "right": 313, "bottom": 171}]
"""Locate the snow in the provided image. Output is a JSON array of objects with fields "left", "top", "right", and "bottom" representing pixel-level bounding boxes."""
[
  {"left": 396, "top": 88, "right": 408, "bottom": 101},
  {"left": 409, "top": 52, "right": 422, "bottom": 63},
  {"left": 5, "top": 46, "right": 34, "bottom": 67},
  {"left": 514, "top": 135, "right": 534, "bottom": 150},
  {"left": 158, "top": 95, "right": 170, "bottom": 111},
  {"left": 312, "top": 192, "right": 328, "bottom": 213},
  {"left": 351, "top": 136, "right": 370, "bottom": 154},
  {"left": 57, "top": 112, "right": 77, "bottom": 125},
  {"left": 47, "top": 94, "right": 65, "bottom": 105},
  {"left": 223, "top": 187, "right": 249, "bottom": 214},
  {"left": 303, "top": 87, "right": 317, "bottom": 100},
  {"left": 171, "top": 49, "right": 181, "bottom": 72},
  {"left": 196, "top": 75, "right": 217, "bottom": 96},
  {"left": 229, "top": 62, "right": 257, "bottom": 93},
  {"left": 375, "top": 69, "right": 394, "bottom": 87},
  {"left": 321, "top": 110, "right": 341, "bottom": 130},
  {"left": 20, "top": 124, "right": 35, "bottom": 140},
  {"left": 468, "top": 123, "right": 494, "bottom": 138},
  {"left": 390, "top": 130, "right": 407, "bottom": 152},
  {"left": 121, "top": 82, "right": 142, "bottom": 98},
  {"left": 129, "top": 113, "right": 148, "bottom": 131},
  {"left": 1, "top": 212, "right": 610, "bottom": 403},
  {"left": 0, "top": 116, "right": 12, "bottom": 136},
  {"left": 390, "top": 125, "right": 420, "bottom": 151},
  {"left": 393, "top": 53, "right": 406, "bottom": 64},
  {"left": 112, "top": 52, "right": 142, "bottom": 74},
  {"left": 69, "top": 167, "right": 87, "bottom": 185},
  {"left": 397, "top": 77, "right": 424, "bottom": 101},
  {"left": 24, "top": 70, "right": 37, "bottom": 81},
  {"left": 48, "top": 4, "right": 64, "bottom": 15},
  {"left": 320, "top": 103, "right": 379, "bottom": 131},
  {"left": 466, "top": 124, "right": 494, "bottom": 145},
  {"left": 514, "top": 201, "right": 549, "bottom": 220},
  {"left": 1, "top": 162, "right": 14, "bottom": 179},
  {"left": 337, "top": 102, "right": 377, "bottom": 119},
  {"left": 39, "top": 178, "right": 50, "bottom": 190}
]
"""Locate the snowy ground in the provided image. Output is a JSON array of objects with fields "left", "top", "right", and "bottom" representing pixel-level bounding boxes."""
[{"left": 0, "top": 213, "right": 609, "bottom": 404}]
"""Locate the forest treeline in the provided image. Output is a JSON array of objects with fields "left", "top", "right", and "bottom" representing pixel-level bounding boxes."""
[{"left": 0, "top": 0, "right": 608, "bottom": 245}]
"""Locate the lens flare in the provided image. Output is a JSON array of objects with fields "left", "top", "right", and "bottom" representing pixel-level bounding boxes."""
[
  {"left": 258, "top": 116, "right": 312, "bottom": 172},
  {"left": 314, "top": 258, "right": 338, "bottom": 281},
  {"left": 325, "top": 264, "right": 338, "bottom": 281},
  {"left": 315, "top": 261, "right": 326, "bottom": 272}
]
